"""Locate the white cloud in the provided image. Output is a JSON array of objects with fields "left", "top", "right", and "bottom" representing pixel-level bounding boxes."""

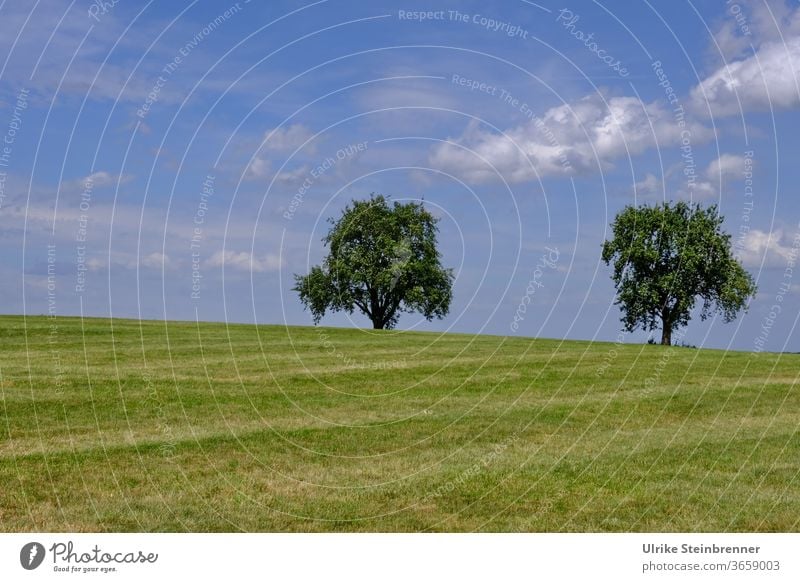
[
  {"left": 429, "top": 93, "right": 711, "bottom": 184},
  {"left": 706, "top": 154, "right": 747, "bottom": 180},
  {"left": 734, "top": 228, "right": 799, "bottom": 267},
  {"left": 691, "top": 37, "right": 800, "bottom": 116},
  {"left": 247, "top": 157, "right": 271, "bottom": 179},
  {"left": 87, "top": 258, "right": 106, "bottom": 271},
  {"left": 140, "top": 252, "right": 172, "bottom": 269},
  {"left": 205, "top": 250, "right": 284, "bottom": 273},
  {"left": 699, "top": 1, "right": 800, "bottom": 115},
  {"left": 85, "top": 252, "right": 173, "bottom": 271},
  {"left": 672, "top": 154, "right": 749, "bottom": 200},
  {"left": 710, "top": 0, "right": 800, "bottom": 62},
  {"left": 0, "top": 3, "right": 169, "bottom": 104},
  {"left": 247, "top": 124, "right": 315, "bottom": 180},
  {"left": 712, "top": 19, "right": 753, "bottom": 64},
  {"left": 633, "top": 173, "right": 662, "bottom": 198},
  {"left": 247, "top": 159, "right": 309, "bottom": 184},
  {"left": 79, "top": 171, "right": 132, "bottom": 188},
  {"left": 262, "top": 124, "right": 315, "bottom": 152},
  {"left": 52, "top": 171, "right": 133, "bottom": 193},
  {"left": 688, "top": 180, "right": 718, "bottom": 200},
  {"left": 274, "top": 166, "right": 309, "bottom": 185}
]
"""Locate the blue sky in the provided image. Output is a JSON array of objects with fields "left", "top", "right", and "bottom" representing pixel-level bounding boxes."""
[{"left": 2, "top": 0, "right": 799, "bottom": 351}]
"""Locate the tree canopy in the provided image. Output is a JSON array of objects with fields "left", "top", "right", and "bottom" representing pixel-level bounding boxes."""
[
  {"left": 294, "top": 194, "right": 453, "bottom": 330},
  {"left": 601, "top": 201, "right": 757, "bottom": 345}
]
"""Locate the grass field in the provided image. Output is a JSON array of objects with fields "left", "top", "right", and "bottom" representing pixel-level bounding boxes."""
[{"left": 0, "top": 315, "right": 797, "bottom": 532}]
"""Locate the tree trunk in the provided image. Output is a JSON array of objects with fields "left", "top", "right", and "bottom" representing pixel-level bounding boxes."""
[
  {"left": 369, "top": 290, "right": 384, "bottom": 329},
  {"left": 659, "top": 305, "right": 673, "bottom": 346},
  {"left": 661, "top": 323, "right": 672, "bottom": 346}
]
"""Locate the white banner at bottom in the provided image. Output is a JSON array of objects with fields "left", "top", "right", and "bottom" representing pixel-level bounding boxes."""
[{"left": 1, "top": 533, "right": 797, "bottom": 581}]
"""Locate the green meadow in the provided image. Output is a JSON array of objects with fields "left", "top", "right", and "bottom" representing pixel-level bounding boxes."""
[{"left": 0, "top": 315, "right": 797, "bottom": 532}]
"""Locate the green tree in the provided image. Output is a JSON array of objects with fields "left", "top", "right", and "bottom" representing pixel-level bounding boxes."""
[
  {"left": 294, "top": 194, "right": 453, "bottom": 330},
  {"left": 601, "top": 201, "right": 757, "bottom": 345}
]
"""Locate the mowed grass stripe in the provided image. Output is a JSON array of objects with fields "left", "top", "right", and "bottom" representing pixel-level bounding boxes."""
[{"left": 0, "top": 315, "right": 797, "bottom": 531}]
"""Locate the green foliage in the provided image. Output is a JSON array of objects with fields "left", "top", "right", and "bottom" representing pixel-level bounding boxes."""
[
  {"left": 294, "top": 194, "right": 454, "bottom": 329},
  {"left": 601, "top": 201, "right": 757, "bottom": 345}
]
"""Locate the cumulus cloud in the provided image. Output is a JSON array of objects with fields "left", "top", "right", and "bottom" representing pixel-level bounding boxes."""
[
  {"left": 429, "top": 93, "right": 712, "bottom": 184},
  {"left": 273, "top": 166, "right": 310, "bottom": 185},
  {"left": 247, "top": 157, "right": 271, "bottom": 179},
  {"left": 85, "top": 252, "right": 173, "bottom": 271},
  {"left": 709, "top": 0, "right": 800, "bottom": 62},
  {"left": 205, "top": 250, "right": 283, "bottom": 273},
  {"left": 692, "top": 37, "right": 800, "bottom": 116},
  {"left": 688, "top": 180, "right": 718, "bottom": 200},
  {"left": 693, "top": 1, "right": 800, "bottom": 115},
  {"left": 262, "top": 124, "right": 315, "bottom": 152},
  {"left": 63, "top": 171, "right": 132, "bottom": 191},
  {"left": 87, "top": 252, "right": 173, "bottom": 271},
  {"left": 86, "top": 258, "right": 106, "bottom": 271},
  {"left": 140, "top": 252, "right": 172, "bottom": 269},
  {"left": 247, "top": 124, "right": 315, "bottom": 180},
  {"left": 83, "top": 171, "right": 133, "bottom": 187},
  {"left": 672, "top": 154, "right": 750, "bottom": 200},
  {"left": 247, "top": 158, "right": 309, "bottom": 184},
  {"left": 633, "top": 173, "right": 662, "bottom": 198},
  {"left": 734, "top": 228, "right": 799, "bottom": 267},
  {"left": 706, "top": 153, "right": 747, "bottom": 180}
]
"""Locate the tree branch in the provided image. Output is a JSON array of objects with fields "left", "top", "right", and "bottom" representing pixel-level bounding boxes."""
[{"left": 353, "top": 297, "right": 372, "bottom": 318}]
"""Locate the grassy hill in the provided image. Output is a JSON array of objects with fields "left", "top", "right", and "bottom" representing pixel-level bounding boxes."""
[{"left": 0, "top": 315, "right": 797, "bottom": 531}]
